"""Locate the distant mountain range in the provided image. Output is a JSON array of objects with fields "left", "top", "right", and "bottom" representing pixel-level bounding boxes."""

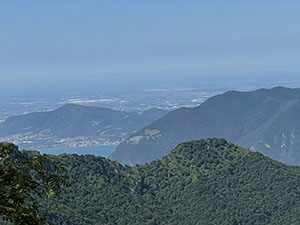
[
  {"left": 0, "top": 104, "right": 168, "bottom": 149},
  {"left": 110, "top": 87, "right": 300, "bottom": 166},
  {"left": 41, "top": 138, "right": 300, "bottom": 224}
]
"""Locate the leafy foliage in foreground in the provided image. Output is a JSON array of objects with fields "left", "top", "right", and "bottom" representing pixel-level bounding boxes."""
[
  {"left": 41, "top": 138, "right": 300, "bottom": 224},
  {"left": 0, "top": 143, "right": 69, "bottom": 225}
]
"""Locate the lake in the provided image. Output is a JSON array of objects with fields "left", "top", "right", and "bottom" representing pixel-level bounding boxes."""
[{"left": 38, "top": 145, "right": 117, "bottom": 157}]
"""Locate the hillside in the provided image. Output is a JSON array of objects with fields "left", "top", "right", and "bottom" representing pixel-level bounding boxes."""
[
  {"left": 0, "top": 104, "right": 168, "bottom": 149},
  {"left": 35, "top": 138, "right": 300, "bottom": 224},
  {"left": 110, "top": 87, "right": 300, "bottom": 165}
]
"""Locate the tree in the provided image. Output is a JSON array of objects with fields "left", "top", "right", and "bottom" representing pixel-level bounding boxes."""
[{"left": 0, "top": 142, "right": 69, "bottom": 225}]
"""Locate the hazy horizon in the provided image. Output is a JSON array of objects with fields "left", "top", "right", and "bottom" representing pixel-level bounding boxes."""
[{"left": 1, "top": 1, "right": 300, "bottom": 96}]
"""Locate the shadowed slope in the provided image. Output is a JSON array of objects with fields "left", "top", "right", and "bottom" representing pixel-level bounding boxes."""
[
  {"left": 110, "top": 87, "right": 300, "bottom": 165},
  {"left": 40, "top": 138, "right": 300, "bottom": 225}
]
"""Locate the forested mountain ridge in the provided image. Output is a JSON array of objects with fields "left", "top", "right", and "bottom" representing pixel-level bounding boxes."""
[
  {"left": 0, "top": 104, "right": 168, "bottom": 149},
  {"left": 110, "top": 87, "right": 300, "bottom": 165},
  {"left": 32, "top": 138, "right": 300, "bottom": 224}
]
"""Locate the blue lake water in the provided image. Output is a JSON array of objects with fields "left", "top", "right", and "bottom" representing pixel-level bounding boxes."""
[{"left": 38, "top": 145, "right": 116, "bottom": 157}]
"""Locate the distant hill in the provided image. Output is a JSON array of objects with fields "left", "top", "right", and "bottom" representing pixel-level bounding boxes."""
[
  {"left": 39, "top": 138, "right": 300, "bottom": 224},
  {"left": 110, "top": 87, "right": 300, "bottom": 165},
  {"left": 0, "top": 104, "right": 168, "bottom": 149}
]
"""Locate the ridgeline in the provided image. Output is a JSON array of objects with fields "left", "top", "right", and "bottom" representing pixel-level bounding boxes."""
[{"left": 34, "top": 138, "right": 300, "bottom": 225}]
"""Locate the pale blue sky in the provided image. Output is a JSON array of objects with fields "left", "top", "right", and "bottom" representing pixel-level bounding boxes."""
[{"left": 1, "top": 0, "right": 300, "bottom": 93}]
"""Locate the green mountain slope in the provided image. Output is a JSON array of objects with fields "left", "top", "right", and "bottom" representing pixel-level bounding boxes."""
[
  {"left": 0, "top": 104, "right": 168, "bottom": 149},
  {"left": 110, "top": 87, "right": 300, "bottom": 165},
  {"left": 38, "top": 138, "right": 300, "bottom": 225}
]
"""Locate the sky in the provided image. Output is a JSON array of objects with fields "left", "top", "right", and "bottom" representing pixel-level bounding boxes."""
[{"left": 1, "top": 0, "right": 300, "bottom": 95}]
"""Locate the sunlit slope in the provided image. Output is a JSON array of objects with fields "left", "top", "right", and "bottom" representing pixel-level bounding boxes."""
[
  {"left": 110, "top": 87, "right": 300, "bottom": 165},
  {"left": 42, "top": 138, "right": 300, "bottom": 225}
]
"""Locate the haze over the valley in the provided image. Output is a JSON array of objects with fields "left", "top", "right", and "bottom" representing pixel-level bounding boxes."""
[
  {"left": 1, "top": 1, "right": 300, "bottom": 98},
  {"left": 3, "top": 1, "right": 300, "bottom": 225}
]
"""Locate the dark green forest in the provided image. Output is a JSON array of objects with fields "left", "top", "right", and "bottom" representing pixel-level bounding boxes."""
[
  {"left": 0, "top": 143, "right": 68, "bottom": 225},
  {"left": 7, "top": 138, "right": 298, "bottom": 225}
]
